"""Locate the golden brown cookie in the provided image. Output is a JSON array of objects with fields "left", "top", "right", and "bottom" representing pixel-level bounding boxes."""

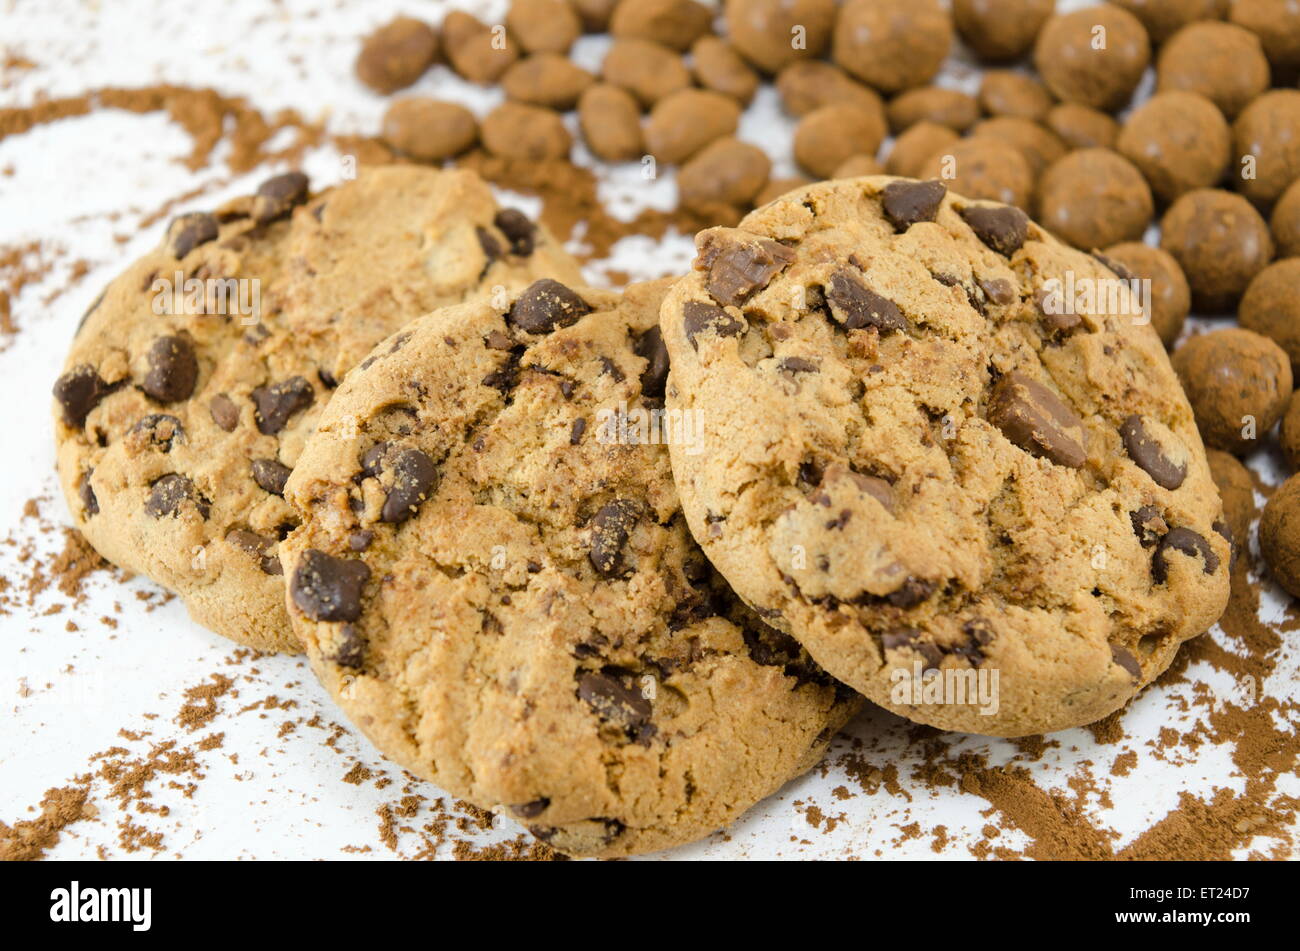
[
  {"left": 52, "top": 166, "right": 581, "bottom": 651},
  {"left": 659, "top": 176, "right": 1230, "bottom": 736},
  {"left": 281, "top": 280, "right": 858, "bottom": 857}
]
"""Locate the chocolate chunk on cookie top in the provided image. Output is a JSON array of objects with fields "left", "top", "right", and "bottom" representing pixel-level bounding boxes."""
[
  {"left": 281, "top": 281, "right": 857, "bottom": 858},
  {"left": 52, "top": 165, "right": 581, "bottom": 652},
  {"left": 659, "top": 175, "right": 1229, "bottom": 737}
]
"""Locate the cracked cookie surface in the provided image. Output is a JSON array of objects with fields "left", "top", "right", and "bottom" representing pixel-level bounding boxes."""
[
  {"left": 281, "top": 279, "right": 857, "bottom": 857},
  {"left": 52, "top": 165, "right": 580, "bottom": 651},
  {"left": 660, "top": 176, "right": 1229, "bottom": 736}
]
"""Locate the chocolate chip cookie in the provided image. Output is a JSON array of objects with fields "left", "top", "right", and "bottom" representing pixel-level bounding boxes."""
[
  {"left": 53, "top": 166, "right": 581, "bottom": 651},
  {"left": 280, "top": 279, "right": 858, "bottom": 857},
  {"left": 659, "top": 176, "right": 1230, "bottom": 736}
]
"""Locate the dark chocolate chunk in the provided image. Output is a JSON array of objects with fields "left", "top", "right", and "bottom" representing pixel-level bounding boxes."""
[
  {"left": 511, "top": 798, "right": 551, "bottom": 819},
  {"left": 252, "top": 171, "right": 309, "bottom": 224},
  {"left": 570, "top": 417, "right": 587, "bottom": 445},
  {"left": 577, "top": 669, "right": 652, "bottom": 734},
  {"left": 978, "top": 277, "right": 1016, "bottom": 307},
  {"left": 959, "top": 205, "right": 1029, "bottom": 256},
  {"left": 251, "top": 458, "right": 291, "bottom": 496},
  {"left": 331, "top": 624, "right": 366, "bottom": 669},
  {"left": 508, "top": 280, "right": 591, "bottom": 334},
  {"left": 881, "top": 628, "right": 943, "bottom": 671},
  {"left": 494, "top": 209, "right": 536, "bottom": 256},
  {"left": 290, "top": 548, "right": 370, "bottom": 622},
  {"left": 682, "top": 300, "right": 745, "bottom": 350},
  {"left": 380, "top": 448, "right": 438, "bottom": 523},
  {"left": 128, "top": 413, "right": 185, "bottom": 451},
  {"left": 251, "top": 376, "right": 314, "bottom": 435},
  {"left": 1152, "top": 526, "right": 1219, "bottom": 583},
  {"left": 145, "top": 473, "right": 208, "bottom": 519},
  {"left": 588, "top": 499, "right": 639, "bottom": 577},
  {"left": 78, "top": 469, "right": 98, "bottom": 517},
  {"left": 634, "top": 325, "right": 669, "bottom": 398},
  {"left": 167, "top": 212, "right": 219, "bottom": 258},
  {"left": 476, "top": 226, "right": 501, "bottom": 265},
  {"left": 209, "top": 393, "right": 239, "bottom": 431},
  {"left": 695, "top": 228, "right": 795, "bottom": 306},
  {"left": 1130, "top": 505, "right": 1168, "bottom": 548},
  {"left": 986, "top": 371, "right": 1086, "bottom": 468},
  {"left": 1120, "top": 415, "right": 1187, "bottom": 490},
  {"left": 348, "top": 530, "right": 374, "bottom": 552},
  {"left": 825, "top": 269, "right": 908, "bottom": 333},
  {"left": 886, "top": 577, "right": 937, "bottom": 608},
  {"left": 881, "top": 179, "right": 946, "bottom": 230},
  {"left": 142, "top": 335, "right": 198, "bottom": 403},
  {"left": 778, "top": 356, "right": 819, "bottom": 374},
  {"left": 1110, "top": 644, "right": 1142, "bottom": 681},
  {"left": 53, "top": 364, "right": 115, "bottom": 427}
]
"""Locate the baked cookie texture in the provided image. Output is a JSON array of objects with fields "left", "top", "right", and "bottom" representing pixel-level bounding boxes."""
[
  {"left": 660, "top": 176, "right": 1230, "bottom": 736},
  {"left": 281, "top": 280, "right": 858, "bottom": 857},
  {"left": 52, "top": 166, "right": 580, "bottom": 651}
]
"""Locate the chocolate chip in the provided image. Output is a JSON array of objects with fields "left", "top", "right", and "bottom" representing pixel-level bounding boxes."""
[
  {"left": 978, "top": 278, "right": 1016, "bottom": 307},
  {"left": 477, "top": 226, "right": 502, "bottom": 265},
  {"left": 987, "top": 371, "right": 1086, "bottom": 468},
  {"left": 142, "top": 335, "right": 198, "bottom": 403},
  {"left": 508, "top": 280, "right": 591, "bottom": 334},
  {"left": 251, "top": 458, "right": 291, "bottom": 496},
  {"left": 1130, "top": 505, "right": 1168, "bottom": 548},
  {"left": 778, "top": 356, "right": 819, "bottom": 374},
  {"left": 886, "top": 577, "right": 936, "bottom": 608},
  {"left": 484, "top": 330, "right": 515, "bottom": 351},
  {"left": 881, "top": 628, "right": 943, "bottom": 671},
  {"left": 128, "top": 413, "right": 185, "bottom": 451},
  {"left": 1213, "top": 519, "right": 1236, "bottom": 568},
  {"left": 145, "top": 473, "right": 208, "bottom": 519},
  {"left": 78, "top": 469, "right": 98, "bottom": 517},
  {"left": 209, "top": 394, "right": 239, "bottom": 432},
  {"left": 291, "top": 549, "right": 370, "bottom": 622},
  {"left": 1152, "top": 527, "right": 1219, "bottom": 583},
  {"left": 331, "top": 624, "right": 366, "bottom": 669},
  {"left": 348, "top": 531, "right": 374, "bottom": 552},
  {"left": 682, "top": 300, "right": 745, "bottom": 350},
  {"left": 634, "top": 325, "right": 669, "bottom": 398},
  {"left": 1110, "top": 644, "right": 1142, "bottom": 681},
  {"left": 494, "top": 209, "right": 536, "bottom": 256},
  {"left": 53, "top": 364, "right": 115, "bottom": 427},
  {"left": 825, "top": 269, "right": 908, "bottom": 333},
  {"left": 226, "top": 529, "right": 282, "bottom": 575},
  {"left": 576, "top": 669, "right": 652, "bottom": 735},
  {"left": 695, "top": 229, "right": 795, "bottom": 306},
  {"left": 881, "top": 179, "right": 946, "bottom": 231},
  {"left": 1120, "top": 415, "right": 1186, "bottom": 490},
  {"left": 954, "top": 618, "right": 994, "bottom": 666},
  {"left": 251, "top": 376, "right": 314, "bottom": 435},
  {"left": 959, "top": 205, "right": 1029, "bottom": 256},
  {"left": 570, "top": 417, "right": 587, "bottom": 445},
  {"left": 252, "top": 171, "right": 309, "bottom": 224},
  {"left": 380, "top": 448, "right": 438, "bottom": 523},
  {"left": 167, "top": 212, "right": 219, "bottom": 258},
  {"left": 588, "top": 499, "right": 639, "bottom": 577},
  {"left": 511, "top": 798, "right": 550, "bottom": 819}
]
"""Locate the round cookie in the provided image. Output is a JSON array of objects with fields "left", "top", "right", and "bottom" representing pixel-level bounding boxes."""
[
  {"left": 280, "top": 280, "right": 858, "bottom": 857},
  {"left": 659, "top": 176, "right": 1231, "bottom": 736},
  {"left": 52, "top": 166, "right": 581, "bottom": 651}
]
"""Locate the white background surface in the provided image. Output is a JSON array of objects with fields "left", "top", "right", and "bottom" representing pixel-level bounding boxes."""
[{"left": 1, "top": 0, "right": 1297, "bottom": 860}]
